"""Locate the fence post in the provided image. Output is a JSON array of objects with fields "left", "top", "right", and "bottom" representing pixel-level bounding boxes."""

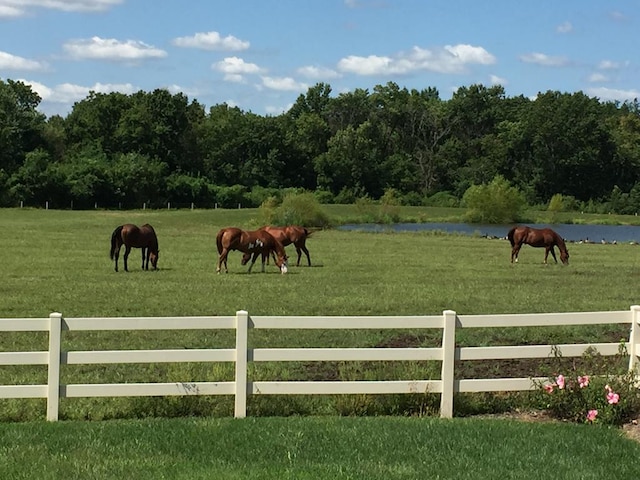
[
  {"left": 440, "top": 310, "right": 457, "bottom": 418},
  {"left": 47, "top": 312, "right": 62, "bottom": 421},
  {"left": 234, "top": 310, "right": 249, "bottom": 418},
  {"left": 629, "top": 305, "right": 640, "bottom": 373}
]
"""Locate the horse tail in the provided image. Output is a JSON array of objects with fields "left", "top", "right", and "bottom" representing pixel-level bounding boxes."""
[
  {"left": 507, "top": 226, "right": 517, "bottom": 247},
  {"left": 216, "top": 229, "right": 225, "bottom": 255},
  {"left": 303, "top": 227, "right": 312, "bottom": 238},
  {"left": 110, "top": 225, "right": 123, "bottom": 259}
]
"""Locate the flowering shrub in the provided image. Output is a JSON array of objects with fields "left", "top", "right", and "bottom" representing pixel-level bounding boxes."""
[{"left": 536, "top": 345, "right": 640, "bottom": 426}]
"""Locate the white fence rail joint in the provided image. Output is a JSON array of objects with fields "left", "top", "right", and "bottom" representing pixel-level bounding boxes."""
[{"left": 0, "top": 307, "right": 638, "bottom": 421}]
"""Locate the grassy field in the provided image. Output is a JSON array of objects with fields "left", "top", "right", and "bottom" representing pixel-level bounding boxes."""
[
  {"left": 1, "top": 416, "right": 640, "bottom": 480},
  {"left": 1, "top": 206, "right": 640, "bottom": 478},
  {"left": 2, "top": 205, "right": 640, "bottom": 319}
]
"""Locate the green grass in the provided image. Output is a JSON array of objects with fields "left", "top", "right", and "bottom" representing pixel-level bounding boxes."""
[
  {"left": 0, "top": 416, "right": 639, "bottom": 479},
  {"left": 2, "top": 206, "right": 639, "bottom": 319},
  {"left": 1, "top": 206, "right": 640, "bottom": 422},
  {"left": 2, "top": 207, "right": 640, "bottom": 478}
]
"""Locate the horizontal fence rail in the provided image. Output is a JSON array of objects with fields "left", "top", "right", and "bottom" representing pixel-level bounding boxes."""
[{"left": 0, "top": 307, "right": 639, "bottom": 421}]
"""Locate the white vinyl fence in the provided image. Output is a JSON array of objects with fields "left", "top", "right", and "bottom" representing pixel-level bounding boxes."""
[{"left": 1, "top": 307, "right": 639, "bottom": 421}]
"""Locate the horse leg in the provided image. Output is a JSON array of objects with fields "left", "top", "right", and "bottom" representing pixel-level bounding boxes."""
[
  {"left": 216, "top": 249, "right": 229, "bottom": 274},
  {"left": 114, "top": 244, "right": 121, "bottom": 272},
  {"left": 123, "top": 246, "right": 131, "bottom": 272},
  {"left": 548, "top": 246, "right": 558, "bottom": 264},
  {"left": 141, "top": 247, "right": 147, "bottom": 270},
  {"left": 297, "top": 243, "right": 311, "bottom": 266},
  {"left": 511, "top": 245, "right": 521, "bottom": 263},
  {"left": 247, "top": 252, "right": 260, "bottom": 273}
]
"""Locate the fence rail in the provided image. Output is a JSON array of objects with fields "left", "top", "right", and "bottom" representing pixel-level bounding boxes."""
[{"left": 1, "top": 307, "right": 639, "bottom": 421}]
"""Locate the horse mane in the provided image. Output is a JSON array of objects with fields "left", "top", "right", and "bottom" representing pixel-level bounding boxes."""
[
  {"left": 110, "top": 225, "right": 124, "bottom": 260},
  {"left": 553, "top": 230, "right": 568, "bottom": 250}
]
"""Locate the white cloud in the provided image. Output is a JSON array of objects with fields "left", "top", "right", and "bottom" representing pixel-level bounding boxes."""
[
  {"left": 63, "top": 36, "right": 167, "bottom": 61},
  {"left": 598, "top": 60, "right": 621, "bottom": 70},
  {"left": 297, "top": 65, "right": 341, "bottom": 80},
  {"left": 609, "top": 10, "right": 628, "bottom": 22},
  {"left": 489, "top": 74, "right": 507, "bottom": 86},
  {"left": 172, "top": 31, "right": 249, "bottom": 51},
  {"left": 213, "top": 56, "right": 262, "bottom": 75},
  {"left": 586, "top": 86, "right": 639, "bottom": 102},
  {"left": 0, "top": 50, "right": 47, "bottom": 71},
  {"left": 556, "top": 21, "right": 573, "bottom": 33},
  {"left": 444, "top": 44, "right": 495, "bottom": 65},
  {"left": 0, "top": 0, "right": 122, "bottom": 17},
  {"left": 519, "top": 52, "right": 568, "bottom": 67},
  {"left": 261, "top": 76, "right": 308, "bottom": 92},
  {"left": 337, "top": 44, "right": 496, "bottom": 76},
  {"left": 19, "top": 79, "right": 52, "bottom": 99},
  {"left": 21, "top": 79, "right": 136, "bottom": 104},
  {"left": 265, "top": 104, "right": 292, "bottom": 115},
  {"left": 338, "top": 55, "right": 393, "bottom": 75},
  {"left": 588, "top": 73, "right": 609, "bottom": 83}
]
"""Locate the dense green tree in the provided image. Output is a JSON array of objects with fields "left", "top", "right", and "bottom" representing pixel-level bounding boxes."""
[
  {"left": 2, "top": 75, "right": 640, "bottom": 210},
  {"left": 0, "top": 80, "right": 46, "bottom": 176},
  {"left": 522, "top": 91, "right": 618, "bottom": 202},
  {"left": 64, "top": 91, "right": 131, "bottom": 156}
]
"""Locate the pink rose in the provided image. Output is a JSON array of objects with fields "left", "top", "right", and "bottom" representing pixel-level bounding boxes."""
[
  {"left": 556, "top": 375, "right": 565, "bottom": 389},
  {"left": 587, "top": 409, "right": 598, "bottom": 422},
  {"left": 578, "top": 375, "right": 589, "bottom": 388},
  {"left": 607, "top": 391, "right": 620, "bottom": 405}
]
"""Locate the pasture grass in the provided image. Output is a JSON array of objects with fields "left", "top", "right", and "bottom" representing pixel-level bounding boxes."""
[
  {"left": 1, "top": 416, "right": 639, "bottom": 479},
  {"left": 1, "top": 207, "right": 640, "bottom": 422}
]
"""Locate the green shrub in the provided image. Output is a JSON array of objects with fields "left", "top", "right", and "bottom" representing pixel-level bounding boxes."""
[
  {"left": 424, "top": 191, "right": 460, "bottom": 208},
  {"left": 463, "top": 175, "right": 526, "bottom": 224},
  {"left": 257, "top": 192, "right": 331, "bottom": 227},
  {"left": 534, "top": 345, "right": 640, "bottom": 426}
]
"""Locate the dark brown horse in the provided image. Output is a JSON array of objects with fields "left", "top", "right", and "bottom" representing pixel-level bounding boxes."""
[
  {"left": 110, "top": 223, "right": 159, "bottom": 272},
  {"left": 508, "top": 226, "right": 569, "bottom": 265},
  {"left": 260, "top": 225, "right": 313, "bottom": 266},
  {"left": 216, "top": 227, "right": 288, "bottom": 274}
]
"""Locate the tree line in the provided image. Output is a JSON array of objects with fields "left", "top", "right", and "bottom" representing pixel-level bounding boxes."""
[{"left": 1, "top": 78, "right": 639, "bottom": 212}]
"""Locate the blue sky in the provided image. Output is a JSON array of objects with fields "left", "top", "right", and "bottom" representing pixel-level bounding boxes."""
[{"left": 0, "top": 0, "right": 637, "bottom": 118}]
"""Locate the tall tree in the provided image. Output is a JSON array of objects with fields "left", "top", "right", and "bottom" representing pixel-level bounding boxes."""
[{"left": 0, "top": 79, "right": 46, "bottom": 175}]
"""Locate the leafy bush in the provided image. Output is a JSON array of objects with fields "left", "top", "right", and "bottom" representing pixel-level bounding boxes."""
[
  {"left": 257, "top": 192, "right": 331, "bottom": 227},
  {"left": 212, "top": 184, "right": 250, "bottom": 208},
  {"left": 313, "top": 189, "right": 335, "bottom": 204},
  {"left": 463, "top": 175, "right": 526, "bottom": 224},
  {"left": 424, "top": 191, "right": 460, "bottom": 207},
  {"left": 535, "top": 345, "right": 640, "bottom": 426}
]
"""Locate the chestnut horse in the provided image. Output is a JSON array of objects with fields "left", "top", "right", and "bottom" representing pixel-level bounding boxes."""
[
  {"left": 508, "top": 226, "right": 569, "bottom": 265},
  {"left": 216, "top": 227, "right": 288, "bottom": 274},
  {"left": 260, "top": 225, "right": 313, "bottom": 266},
  {"left": 110, "top": 223, "right": 159, "bottom": 272}
]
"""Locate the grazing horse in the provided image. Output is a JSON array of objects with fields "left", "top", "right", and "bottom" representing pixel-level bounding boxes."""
[
  {"left": 508, "top": 226, "right": 569, "bottom": 265},
  {"left": 260, "top": 225, "right": 313, "bottom": 266},
  {"left": 216, "top": 227, "right": 288, "bottom": 274},
  {"left": 110, "top": 223, "right": 159, "bottom": 272}
]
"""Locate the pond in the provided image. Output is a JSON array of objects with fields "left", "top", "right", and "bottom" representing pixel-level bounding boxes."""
[{"left": 338, "top": 222, "right": 640, "bottom": 243}]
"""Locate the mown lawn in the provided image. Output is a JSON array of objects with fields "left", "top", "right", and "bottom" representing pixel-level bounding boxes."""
[{"left": 1, "top": 416, "right": 639, "bottom": 479}]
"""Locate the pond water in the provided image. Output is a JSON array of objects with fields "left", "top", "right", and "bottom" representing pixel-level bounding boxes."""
[{"left": 338, "top": 222, "right": 640, "bottom": 243}]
